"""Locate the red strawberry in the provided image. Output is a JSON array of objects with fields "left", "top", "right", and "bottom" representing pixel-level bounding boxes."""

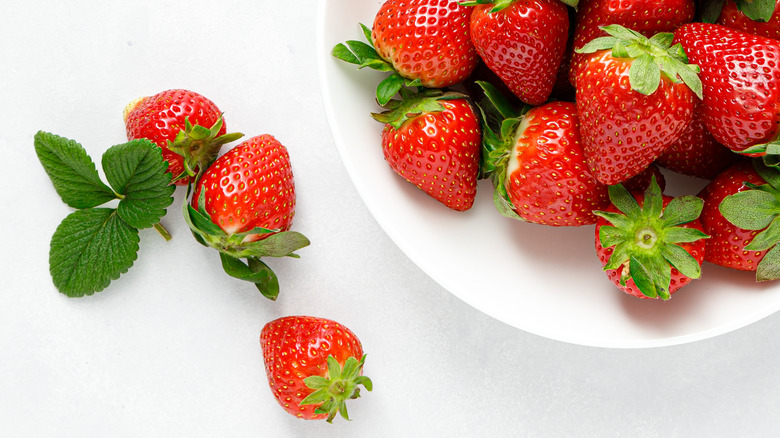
[
  {"left": 697, "top": 159, "right": 780, "bottom": 280},
  {"left": 594, "top": 177, "right": 708, "bottom": 300},
  {"left": 371, "top": 89, "right": 481, "bottom": 211},
  {"left": 372, "top": 0, "right": 477, "bottom": 89},
  {"left": 478, "top": 82, "right": 609, "bottom": 226},
  {"left": 568, "top": 0, "right": 695, "bottom": 86},
  {"left": 656, "top": 99, "right": 739, "bottom": 179},
  {"left": 622, "top": 164, "right": 667, "bottom": 193},
  {"left": 464, "top": 0, "right": 570, "bottom": 105},
  {"left": 717, "top": 0, "right": 780, "bottom": 40},
  {"left": 260, "top": 316, "right": 371, "bottom": 422},
  {"left": 673, "top": 23, "right": 780, "bottom": 154},
  {"left": 575, "top": 25, "right": 701, "bottom": 185},
  {"left": 124, "top": 89, "right": 242, "bottom": 185},
  {"left": 186, "top": 135, "right": 310, "bottom": 300}
]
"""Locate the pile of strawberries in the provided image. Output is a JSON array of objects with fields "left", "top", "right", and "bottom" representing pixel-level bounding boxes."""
[{"left": 333, "top": 0, "right": 780, "bottom": 300}]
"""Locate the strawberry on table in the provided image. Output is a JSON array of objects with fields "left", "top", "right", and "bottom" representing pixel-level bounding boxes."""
[
  {"left": 124, "top": 89, "right": 242, "bottom": 185},
  {"left": 568, "top": 0, "right": 695, "bottom": 86},
  {"left": 674, "top": 23, "right": 780, "bottom": 157},
  {"left": 371, "top": 89, "right": 481, "bottom": 211},
  {"left": 332, "top": 0, "right": 477, "bottom": 105},
  {"left": 594, "top": 177, "right": 708, "bottom": 300},
  {"left": 185, "top": 135, "right": 309, "bottom": 300},
  {"left": 714, "top": 0, "right": 780, "bottom": 40},
  {"left": 697, "top": 159, "right": 780, "bottom": 281},
  {"left": 477, "top": 81, "right": 609, "bottom": 226},
  {"left": 574, "top": 25, "right": 702, "bottom": 185},
  {"left": 656, "top": 99, "right": 739, "bottom": 180},
  {"left": 463, "top": 0, "right": 570, "bottom": 105},
  {"left": 260, "top": 316, "right": 372, "bottom": 422}
]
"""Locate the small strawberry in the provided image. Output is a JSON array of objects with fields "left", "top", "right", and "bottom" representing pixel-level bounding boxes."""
[
  {"left": 462, "top": 0, "right": 570, "bottom": 105},
  {"left": 568, "top": 0, "right": 695, "bottom": 86},
  {"left": 656, "top": 99, "right": 739, "bottom": 180},
  {"left": 124, "top": 89, "right": 243, "bottom": 185},
  {"left": 371, "top": 89, "right": 481, "bottom": 211},
  {"left": 575, "top": 25, "right": 702, "bottom": 185},
  {"left": 697, "top": 159, "right": 780, "bottom": 281},
  {"left": 594, "top": 177, "right": 708, "bottom": 300},
  {"left": 715, "top": 0, "right": 780, "bottom": 40},
  {"left": 673, "top": 23, "right": 780, "bottom": 154},
  {"left": 332, "top": 1, "right": 477, "bottom": 105},
  {"left": 477, "top": 81, "right": 609, "bottom": 226},
  {"left": 260, "top": 316, "right": 372, "bottom": 422},
  {"left": 185, "top": 135, "right": 310, "bottom": 300}
]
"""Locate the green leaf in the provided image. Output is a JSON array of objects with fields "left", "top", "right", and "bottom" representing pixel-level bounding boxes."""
[
  {"left": 219, "top": 254, "right": 279, "bottom": 300},
  {"left": 303, "top": 376, "right": 330, "bottom": 389},
  {"left": 737, "top": 0, "right": 776, "bottom": 22},
  {"left": 702, "top": 0, "right": 727, "bottom": 23},
  {"left": 662, "top": 195, "right": 705, "bottom": 227},
  {"left": 376, "top": 73, "right": 406, "bottom": 106},
  {"left": 660, "top": 243, "right": 702, "bottom": 280},
  {"left": 649, "top": 32, "right": 674, "bottom": 48},
  {"left": 598, "top": 224, "right": 630, "bottom": 248},
  {"left": 663, "top": 226, "right": 709, "bottom": 244},
  {"left": 576, "top": 36, "right": 619, "bottom": 54},
  {"left": 232, "top": 231, "right": 311, "bottom": 259},
  {"left": 757, "top": 244, "right": 780, "bottom": 281},
  {"left": 753, "top": 157, "right": 780, "bottom": 190},
  {"left": 719, "top": 189, "right": 779, "bottom": 230},
  {"left": 746, "top": 216, "right": 780, "bottom": 251},
  {"left": 604, "top": 241, "right": 632, "bottom": 271},
  {"left": 628, "top": 255, "right": 658, "bottom": 299},
  {"left": 606, "top": 184, "right": 642, "bottom": 219},
  {"left": 102, "top": 140, "right": 175, "bottom": 229},
  {"left": 642, "top": 176, "right": 664, "bottom": 219},
  {"left": 629, "top": 54, "right": 662, "bottom": 95},
  {"left": 300, "top": 388, "right": 331, "bottom": 405},
  {"left": 34, "top": 131, "right": 117, "bottom": 209},
  {"left": 49, "top": 208, "right": 139, "bottom": 297}
]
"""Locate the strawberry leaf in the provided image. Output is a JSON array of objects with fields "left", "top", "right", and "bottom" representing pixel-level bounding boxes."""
[
  {"left": 231, "top": 231, "right": 311, "bottom": 259},
  {"left": 102, "top": 139, "right": 175, "bottom": 230},
  {"left": 219, "top": 253, "right": 279, "bottom": 300},
  {"left": 661, "top": 243, "right": 702, "bottom": 280},
  {"left": 757, "top": 245, "right": 780, "bottom": 281},
  {"left": 702, "top": 0, "right": 727, "bottom": 23},
  {"left": 736, "top": 0, "right": 776, "bottom": 22},
  {"left": 49, "top": 208, "right": 139, "bottom": 297},
  {"left": 661, "top": 195, "right": 705, "bottom": 227},
  {"left": 34, "top": 131, "right": 117, "bottom": 209},
  {"left": 719, "top": 189, "right": 779, "bottom": 230},
  {"left": 746, "top": 217, "right": 780, "bottom": 251}
]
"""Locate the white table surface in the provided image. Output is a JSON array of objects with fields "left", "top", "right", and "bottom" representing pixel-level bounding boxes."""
[{"left": 3, "top": 1, "right": 780, "bottom": 437}]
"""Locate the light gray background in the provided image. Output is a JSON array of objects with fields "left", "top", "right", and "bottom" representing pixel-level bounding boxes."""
[{"left": 2, "top": 1, "right": 779, "bottom": 437}]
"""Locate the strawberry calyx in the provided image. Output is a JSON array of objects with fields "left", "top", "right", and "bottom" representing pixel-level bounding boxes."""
[
  {"left": 594, "top": 177, "right": 709, "bottom": 300},
  {"left": 719, "top": 159, "right": 780, "bottom": 281},
  {"left": 370, "top": 88, "right": 468, "bottom": 130},
  {"left": 182, "top": 187, "right": 310, "bottom": 300},
  {"left": 576, "top": 24, "right": 703, "bottom": 99},
  {"left": 473, "top": 80, "right": 532, "bottom": 220},
  {"left": 301, "top": 355, "right": 373, "bottom": 423},
  {"left": 167, "top": 115, "right": 244, "bottom": 183},
  {"left": 459, "top": 0, "right": 579, "bottom": 11},
  {"left": 331, "top": 23, "right": 424, "bottom": 105}
]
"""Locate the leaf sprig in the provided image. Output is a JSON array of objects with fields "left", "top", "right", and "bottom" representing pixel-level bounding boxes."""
[{"left": 35, "top": 131, "right": 175, "bottom": 297}]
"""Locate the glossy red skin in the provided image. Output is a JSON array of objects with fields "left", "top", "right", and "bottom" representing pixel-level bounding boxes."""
[
  {"left": 595, "top": 194, "right": 706, "bottom": 299},
  {"left": 697, "top": 160, "right": 768, "bottom": 271},
  {"left": 657, "top": 100, "right": 739, "bottom": 180},
  {"left": 568, "top": 0, "right": 694, "bottom": 86},
  {"left": 125, "top": 89, "right": 226, "bottom": 185},
  {"left": 506, "top": 101, "right": 608, "bottom": 226},
  {"left": 673, "top": 23, "right": 780, "bottom": 152},
  {"left": 718, "top": 0, "right": 780, "bottom": 40},
  {"left": 575, "top": 50, "right": 694, "bottom": 185},
  {"left": 260, "top": 316, "right": 364, "bottom": 421},
  {"left": 622, "top": 164, "right": 666, "bottom": 193},
  {"left": 192, "top": 135, "right": 295, "bottom": 242},
  {"left": 372, "top": 0, "right": 478, "bottom": 88},
  {"left": 381, "top": 98, "right": 481, "bottom": 211},
  {"left": 469, "top": 0, "right": 569, "bottom": 105}
]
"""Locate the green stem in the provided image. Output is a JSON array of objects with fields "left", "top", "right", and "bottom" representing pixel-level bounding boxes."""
[{"left": 154, "top": 222, "right": 172, "bottom": 241}]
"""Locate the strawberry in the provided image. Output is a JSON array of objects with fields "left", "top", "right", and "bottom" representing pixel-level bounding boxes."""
[
  {"left": 124, "top": 89, "right": 242, "bottom": 185},
  {"left": 594, "top": 177, "right": 708, "bottom": 300},
  {"left": 260, "top": 316, "right": 371, "bottom": 422},
  {"left": 568, "top": 0, "right": 695, "bottom": 86},
  {"left": 477, "top": 81, "right": 609, "bottom": 226},
  {"left": 656, "top": 99, "right": 739, "bottom": 180},
  {"left": 574, "top": 25, "right": 701, "bottom": 185},
  {"left": 697, "top": 159, "right": 780, "bottom": 281},
  {"left": 716, "top": 0, "right": 780, "bottom": 40},
  {"left": 332, "top": 0, "right": 478, "bottom": 105},
  {"left": 185, "top": 135, "right": 310, "bottom": 300},
  {"left": 371, "top": 89, "right": 481, "bottom": 211},
  {"left": 673, "top": 23, "right": 780, "bottom": 154},
  {"left": 463, "top": 0, "right": 570, "bottom": 105}
]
